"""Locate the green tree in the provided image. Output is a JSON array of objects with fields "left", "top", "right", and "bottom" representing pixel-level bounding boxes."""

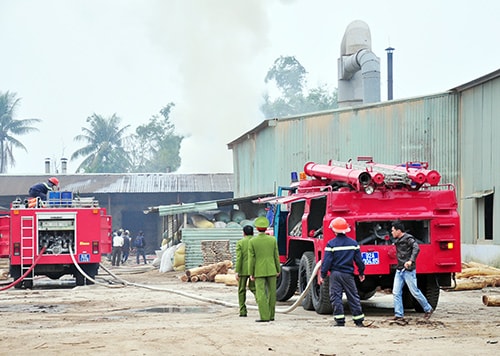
[
  {"left": 129, "top": 103, "right": 183, "bottom": 173},
  {"left": 261, "top": 55, "right": 338, "bottom": 118},
  {"left": 0, "top": 91, "right": 41, "bottom": 173},
  {"left": 71, "top": 113, "right": 130, "bottom": 173}
]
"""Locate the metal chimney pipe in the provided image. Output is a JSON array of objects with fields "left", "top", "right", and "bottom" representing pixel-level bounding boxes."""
[
  {"left": 45, "top": 158, "right": 51, "bottom": 174},
  {"left": 385, "top": 47, "right": 395, "bottom": 100},
  {"left": 61, "top": 158, "right": 68, "bottom": 174}
]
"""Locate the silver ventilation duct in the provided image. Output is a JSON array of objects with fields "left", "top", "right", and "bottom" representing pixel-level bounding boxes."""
[{"left": 338, "top": 20, "right": 381, "bottom": 108}]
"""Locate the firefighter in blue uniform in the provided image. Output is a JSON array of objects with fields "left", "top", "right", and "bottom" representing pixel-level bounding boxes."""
[
  {"left": 319, "top": 217, "right": 367, "bottom": 327},
  {"left": 28, "top": 177, "right": 59, "bottom": 200}
]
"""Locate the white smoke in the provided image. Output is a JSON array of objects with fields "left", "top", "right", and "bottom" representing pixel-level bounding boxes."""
[{"left": 147, "top": 1, "right": 277, "bottom": 173}]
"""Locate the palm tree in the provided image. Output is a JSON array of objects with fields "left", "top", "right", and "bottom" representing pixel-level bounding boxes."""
[
  {"left": 71, "top": 113, "right": 131, "bottom": 173},
  {"left": 0, "top": 91, "right": 41, "bottom": 173}
]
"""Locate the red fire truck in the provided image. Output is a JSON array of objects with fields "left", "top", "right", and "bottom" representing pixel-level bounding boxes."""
[
  {"left": 0, "top": 193, "right": 112, "bottom": 288},
  {"left": 255, "top": 158, "right": 461, "bottom": 314}
]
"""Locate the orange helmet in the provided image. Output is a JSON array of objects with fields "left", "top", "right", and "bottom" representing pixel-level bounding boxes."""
[
  {"left": 48, "top": 177, "right": 59, "bottom": 186},
  {"left": 330, "top": 217, "right": 351, "bottom": 234}
]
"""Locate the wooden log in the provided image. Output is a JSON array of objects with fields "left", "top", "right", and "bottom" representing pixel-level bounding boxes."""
[
  {"left": 207, "top": 263, "right": 229, "bottom": 281},
  {"left": 186, "top": 264, "right": 216, "bottom": 278},
  {"left": 483, "top": 275, "right": 500, "bottom": 287},
  {"left": 457, "top": 267, "right": 500, "bottom": 278},
  {"left": 482, "top": 295, "right": 500, "bottom": 306},
  {"left": 179, "top": 274, "right": 189, "bottom": 282},
  {"left": 214, "top": 273, "right": 238, "bottom": 286},
  {"left": 190, "top": 275, "right": 199, "bottom": 282},
  {"left": 463, "top": 261, "right": 500, "bottom": 271},
  {"left": 185, "top": 260, "right": 233, "bottom": 278},
  {"left": 199, "top": 274, "right": 208, "bottom": 282},
  {"left": 453, "top": 278, "right": 487, "bottom": 291},
  {"left": 454, "top": 275, "right": 500, "bottom": 290}
]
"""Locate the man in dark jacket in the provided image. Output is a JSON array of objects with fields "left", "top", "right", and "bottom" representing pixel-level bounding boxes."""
[
  {"left": 28, "top": 177, "right": 59, "bottom": 200},
  {"left": 320, "top": 217, "right": 367, "bottom": 327},
  {"left": 391, "top": 220, "right": 433, "bottom": 321},
  {"left": 135, "top": 231, "right": 147, "bottom": 264},
  {"left": 121, "top": 230, "right": 131, "bottom": 264}
]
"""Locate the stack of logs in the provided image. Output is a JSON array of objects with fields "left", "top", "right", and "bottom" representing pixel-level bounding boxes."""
[
  {"left": 454, "top": 261, "right": 500, "bottom": 306},
  {"left": 179, "top": 260, "right": 237, "bottom": 286},
  {"left": 455, "top": 261, "right": 500, "bottom": 290}
]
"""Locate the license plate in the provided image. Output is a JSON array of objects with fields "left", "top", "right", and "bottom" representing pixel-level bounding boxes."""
[
  {"left": 79, "top": 253, "right": 90, "bottom": 263},
  {"left": 362, "top": 251, "right": 379, "bottom": 265}
]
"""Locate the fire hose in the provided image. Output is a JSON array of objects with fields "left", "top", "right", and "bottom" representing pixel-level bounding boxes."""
[
  {"left": 0, "top": 246, "right": 47, "bottom": 291},
  {"left": 68, "top": 244, "right": 322, "bottom": 314}
]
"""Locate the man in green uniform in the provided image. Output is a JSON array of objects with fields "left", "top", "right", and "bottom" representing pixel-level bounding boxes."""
[
  {"left": 235, "top": 225, "right": 256, "bottom": 317},
  {"left": 249, "top": 217, "right": 281, "bottom": 322}
]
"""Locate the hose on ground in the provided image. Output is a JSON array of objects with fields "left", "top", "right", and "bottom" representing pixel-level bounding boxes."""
[
  {"left": 100, "top": 260, "right": 322, "bottom": 314},
  {"left": 68, "top": 245, "right": 125, "bottom": 288},
  {"left": 70, "top": 245, "right": 322, "bottom": 314},
  {"left": 0, "top": 246, "right": 47, "bottom": 291}
]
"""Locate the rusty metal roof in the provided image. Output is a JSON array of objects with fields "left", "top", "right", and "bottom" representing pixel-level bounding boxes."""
[{"left": 0, "top": 173, "right": 234, "bottom": 196}]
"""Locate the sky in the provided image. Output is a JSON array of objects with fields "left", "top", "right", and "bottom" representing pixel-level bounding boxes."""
[{"left": 1, "top": 0, "right": 499, "bottom": 175}]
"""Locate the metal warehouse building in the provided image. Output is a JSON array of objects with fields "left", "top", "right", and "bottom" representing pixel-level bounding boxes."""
[
  {"left": 0, "top": 173, "right": 234, "bottom": 253},
  {"left": 228, "top": 68, "right": 500, "bottom": 263}
]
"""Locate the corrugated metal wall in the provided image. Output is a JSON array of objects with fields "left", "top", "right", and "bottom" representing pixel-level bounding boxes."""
[
  {"left": 232, "top": 93, "right": 459, "bottom": 198},
  {"left": 459, "top": 77, "right": 500, "bottom": 244}
]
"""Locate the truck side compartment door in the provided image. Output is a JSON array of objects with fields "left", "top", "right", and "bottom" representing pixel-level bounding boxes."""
[{"left": 0, "top": 215, "right": 10, "bottom": 258}]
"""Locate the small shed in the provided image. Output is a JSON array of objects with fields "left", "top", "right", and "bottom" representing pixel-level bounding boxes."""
[{"left": 146, "top": 193, "right": 272, "bottom": 268}]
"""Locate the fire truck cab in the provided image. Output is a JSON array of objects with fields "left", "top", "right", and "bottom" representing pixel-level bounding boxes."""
[
  {"left": 255, "top": 158, "right": 461, "bottom": 314},
  {"left": 0, "top": 193, "right": 112, "bottom": 288}
]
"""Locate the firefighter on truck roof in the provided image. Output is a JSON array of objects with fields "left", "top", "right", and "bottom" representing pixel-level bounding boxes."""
[{"left": 28, "top": 177, "right": 59, "bottom": 200}]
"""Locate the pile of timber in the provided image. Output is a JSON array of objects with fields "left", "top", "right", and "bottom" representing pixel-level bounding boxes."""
[
  {"left": 180, "top": 260, "right": 235, "bottom": 284},
  {"left": 454, "top": 261, "right": 500, "bottom": 291},
  {"left": 447, "top": 261, "right": 500, "bottom": 307},
  {"left": 201, "top": 240, "right": 232, "bottom": 265}
]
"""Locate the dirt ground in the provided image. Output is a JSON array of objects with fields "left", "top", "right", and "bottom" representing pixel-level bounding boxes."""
[{"left": 0, "top": 261, "right": 499, "bottom": 356}]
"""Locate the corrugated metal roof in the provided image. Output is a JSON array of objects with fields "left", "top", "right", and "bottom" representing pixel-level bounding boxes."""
[
  {"left": 158, "top": 201, "right": 219, "bottom": 216},
  {"left": 0, "top": 173, "right": 234, "bottom": 196},
  {"left": 451, "top": 68, "right": 500, "bottom": 92},
  {"left": 144, "top": 193, "right": 273, "bottom": 215}
]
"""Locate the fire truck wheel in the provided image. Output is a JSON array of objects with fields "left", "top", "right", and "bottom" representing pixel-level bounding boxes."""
[
  {"left": 75, "top": 271, "right": 86, "bottom": 286},
  {"left": 358, "top": 289, "right": 376, "bottom": 300},
  {"left": 9, "top": 266, "right": 23, "bottom": 289},
  {"left": 276, "top": 266, "right": 298, "bottom": 302},
  {"left": 414, "top": 274, "right": 440, "bottom": 312},
  {"left": 23, "top": 279, "right": 33, "bottom": 289},
  {"left": 299, "top": 251, "right": 315, "bottom": 311},
  {"left": 312, "top": 273, "right": 333, "bottom": 314}
]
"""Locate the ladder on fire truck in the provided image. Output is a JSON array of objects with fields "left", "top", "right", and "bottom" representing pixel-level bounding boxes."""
[{"left": 20, "top": 216, "right": 35, "bottom": 284}]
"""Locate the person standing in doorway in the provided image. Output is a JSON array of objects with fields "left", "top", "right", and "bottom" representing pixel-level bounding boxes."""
[
  {"left": 391, "top": 220, "right": 434, "bottom": 322},
  {"left": 319, "top": 217, "right": 367, "bottom": 327},
  {"left": 249, "top": 217, "right": 280, "bottom": 323},
  {"left": 121, "top": 230, "right": 131, "bottom": 264},
  {"left": 134, "top": 231, "right": 147, "bottom": 264},
  {"left": 235, "top": 224, "right": 256, "bottom": 317},
  {"left": 111, "top": 229, "right": 124, "bottom": 267}
]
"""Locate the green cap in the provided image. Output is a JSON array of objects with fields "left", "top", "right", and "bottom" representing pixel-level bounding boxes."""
[{"left": 254, "top": 216, "right": 270, "bottom": 229}]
